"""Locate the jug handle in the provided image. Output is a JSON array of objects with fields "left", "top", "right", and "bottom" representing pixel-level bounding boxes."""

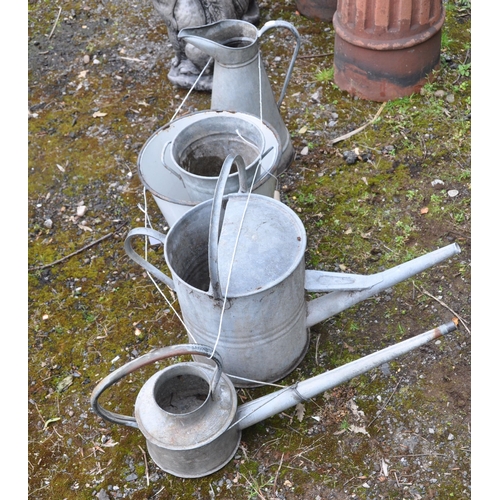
[
  {"left": 123, "top": 227, "right": 176, "bottom": 291},
  {"left": 258, "top": 20, "right": 301, "bottom": 107},
  {"left": 208, "top": 154, "right": 247, "bottom": 301},
  {"left": 90, "top": 344, "right": 224, "bottom": 428}
]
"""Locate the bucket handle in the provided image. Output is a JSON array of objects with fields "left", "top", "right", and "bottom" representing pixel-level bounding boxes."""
[
  {"left": 208, "top": 154, "right": 247, "bottom": 301},
  {"left": 90, "top": 344, "right": 224, "bottom": 428},
  {"left": 160, "top": 141, "right": 186, "bottom": 185},
  {"left": 258, "top": 20, "right": 301, "bottom": 107},
  {"left": 123, "top": 227, "right": 176, "bottom": 291}
]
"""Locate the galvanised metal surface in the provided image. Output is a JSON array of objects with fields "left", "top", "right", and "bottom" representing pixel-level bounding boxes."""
[
  {"left": 167, "top": 114, "right": 265, "bottom": 202},
  {"left": 333, "top": 0, "right": 445, "bottom": 101},
  {"left": 178, "top": 19, "right": 301, "bottom": 174},
  {"left": 296, "top": 0, "right": 338, "bottom": 22},
  {"left": 137, "top": 110, "right": 282, "bottom": 226},
  {"left": 124, "top": 210, "right": 459, "bottom": 389},
  {"left": 90, "top": 344, "right": 240, "bottom": 478},
  {"left": 90, "top": 320, "right": 458, "bottom": 478}
]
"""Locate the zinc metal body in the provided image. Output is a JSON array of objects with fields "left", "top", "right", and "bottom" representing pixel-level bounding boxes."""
[{"left": 178, "top": 19, "right": 301, "bottom": 174}]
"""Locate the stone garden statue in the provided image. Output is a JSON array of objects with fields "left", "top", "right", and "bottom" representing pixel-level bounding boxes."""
[{"left": 152, "top": 0, "right": 260, "bottom": 90}]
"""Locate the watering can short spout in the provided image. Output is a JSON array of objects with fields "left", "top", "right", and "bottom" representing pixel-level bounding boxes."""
[
  {"left": 305, "top": 242, "right": 461, "bottom": 328},
  {"left": 90, "top": 320, "right": 458, "bottom": 478}
]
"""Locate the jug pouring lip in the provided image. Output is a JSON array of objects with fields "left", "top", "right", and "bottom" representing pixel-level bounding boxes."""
[{"left": 178, "top": 19, "right": 260, "bottom": 64}]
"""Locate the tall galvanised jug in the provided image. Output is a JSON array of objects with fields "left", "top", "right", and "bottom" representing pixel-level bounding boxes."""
[
  {"left": 333, "top": 0, "right": 445, "bottom": 101},
  {"left": 178, "top": 19, "right": 301, "bottom": 174}
]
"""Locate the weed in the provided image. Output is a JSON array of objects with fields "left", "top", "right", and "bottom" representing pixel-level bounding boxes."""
[
  {"left": 458, "top": 168, "right": 471, "bottom": 181},
  {"left": 315, "top": 67, "right": 334, "bottom": 82},
  {"left": 457, "top": 63, "right": 471, "bottom": 77}
]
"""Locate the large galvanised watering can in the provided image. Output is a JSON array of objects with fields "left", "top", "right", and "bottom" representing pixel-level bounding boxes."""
[
  {"left": 124, "top": 154, "right": 461, "bottom": 388},
  {"left": 91, "top": 320, "right": 458, "bottom": 478},
  {"left": 177, "top": 19, "right": 301, "bottom": 174}
]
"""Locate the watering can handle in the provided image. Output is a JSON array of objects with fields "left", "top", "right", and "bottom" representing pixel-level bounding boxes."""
[
  {"left": 123, "top": 227, "right": 176, "bottom": 291},
  {"left": 258, "top": 20, "right": 301, "bottom": 107},
  {"left": 90, "top": 344, "right": 224, "bottom": 428},
  {"left": 208, "top": 154, "right": 247, "bottom": 301}
]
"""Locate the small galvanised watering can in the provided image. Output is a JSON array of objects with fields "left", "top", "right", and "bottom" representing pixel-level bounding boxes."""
[
  {"left": 177, "top": 19, "right": 301, "bottom": 174},
  {"left": 124, "top": 155, "right": 461, "bottom": 388},
  {"left": 91, "top": 320, "right": 458, "bottom": 478}
]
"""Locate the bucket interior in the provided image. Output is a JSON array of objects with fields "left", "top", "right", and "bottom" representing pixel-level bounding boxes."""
[
  {"left": 154, "top": 370, "right": 210, "bottom": 415},
  {"left": 171, "top": 116, "right": 264, "bottom": 179},
  {"left": 166, "top": 205, "right": 212, "bottom": 291}
]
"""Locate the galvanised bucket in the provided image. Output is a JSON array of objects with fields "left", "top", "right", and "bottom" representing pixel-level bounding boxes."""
[
  {"left": 166, "top": 113, "right": 266, "bottom": 203},
  {"left": 137, "top": 110, "right": 282, "bottom": 227}
]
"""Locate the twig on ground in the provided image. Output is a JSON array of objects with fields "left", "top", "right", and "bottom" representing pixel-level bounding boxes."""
[
  {"left": 367, "top": 378, "right": 402, "bottom": 428},
  {"left": 273, "top": 453, "right": 285, "bottom": 495},
  {"left": 138, "top": 445, "right": 150, "bottom": 486},
  {"left": 332, "top": 102, "right": 387, "bottom": 144},
  {"left": 29, "top": 222, "right": 127, "bottom": 271},
  {"left": 413, "top": 282, "right": 471, "bottom": 335},
  {"left": 48, "top": 6, "right": 62, "bottom": 40},
  {"left": 297, "top": 51, "right": 335, "bottom": 59},
  {"left": 315, "top": 334, "right": 321, "bottom": 365}
]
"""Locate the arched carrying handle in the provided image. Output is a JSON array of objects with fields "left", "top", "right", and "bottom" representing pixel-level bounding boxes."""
[
  {"left": 160, "top": 141, "right": 185, "bottom": 184},
  {"left": 258, "top": 20, "right": 301, "bottom": 107},
  {"left": 208, "top": 154, "right": 247, "bottom": 301},
  {"left": 90, "top": 344, "right": 224, "bottom": 428},
  {"left": 123, "top": 227, "right": 176, "bottom": 291}
]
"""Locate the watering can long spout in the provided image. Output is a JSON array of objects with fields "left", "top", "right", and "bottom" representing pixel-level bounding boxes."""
[
  {"left": 305, "top": 243, "right": 461, "bottom": 328},
  {"left": 234, "top": 320, "right": 458, "bottom": 431}
]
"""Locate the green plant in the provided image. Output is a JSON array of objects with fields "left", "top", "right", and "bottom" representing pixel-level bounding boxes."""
[
  {"left": 457, "top": 62, "right": 471, "bottom": 77},
  {"left": 315, "top": 67, "right": 334, "bottom": 82}
]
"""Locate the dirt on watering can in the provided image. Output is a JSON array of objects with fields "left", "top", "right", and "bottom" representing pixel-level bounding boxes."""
[{"left": 28, "top": 1, "right": 471, "bottom": 499}]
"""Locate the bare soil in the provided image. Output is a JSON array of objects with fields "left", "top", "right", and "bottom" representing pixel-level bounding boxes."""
[{"left": 28, "top": 1, "right": 471, "bottom": 499}]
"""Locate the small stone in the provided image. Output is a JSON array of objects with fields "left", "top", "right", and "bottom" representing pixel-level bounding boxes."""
[
  {"left": 83, "top": 54, "right": 90, "bottom": 64},
  {"left": 448, "top": 433, "right": 455, "bottom": 441},
  {"left": 97, "top": 489, "right": 111, "bottom": 500},
  {"left": 343, "top": 150, "right": 358, "bottom": 165},
  {"left": 434, "top": 90, "right": 446, "bottom": 98},
  {"left": 77, "top": 205, "right": 87, "bottom": 216},
  {"left": 125, "top": 473, "right": 138, "bottom": 481},
  {"left": 446, "top": 93, "right": 455, "bottom": 103},
  {"left": 429, "top": 428, "right": 435, "bottom": 434},
  {"left": 44, "top": 218, "right": 53, "bottom": 229},
  {"left": 300, "top": 146, "right": 309, "bottom": 156},
  {"left": 448, "top": 189, "right": 459, "bottom": 197}
]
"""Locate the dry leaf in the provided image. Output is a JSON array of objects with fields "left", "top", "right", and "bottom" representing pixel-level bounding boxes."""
[
  {"left": 361, "top": 176, "right": 368, "bottom": 185},
  {"left": 284, "top": 480, "right": 293, "bottom": 488},
  {"left": 56, "top": 163, "right": 65, "bottom": 172},
  {"left": 344, "top": 227, "right": 352, "bottom": 235},
  {"left": 57, "top": 375, "right": 74, "bottom": 393},
  {"left": 78, "top": 224, "right": 93, "bottom": 232},
  {"left": 92, "top": 111, "right": 107, "bottom": 118},
  {"left": 43, "top": 417, "right": 61, "bottom": 430},
  {"left": 101, "top": 438, "right": 119, "bottom": 447},
  {"left": 380, "top": 458, "right": 389, "bottom": 476},
  {"left": 420, "top": 207, "right": 429, "bottom": 214},
  {"left": 78, "top": 70, "right": 88, "bottom": 79},
  {"left": 295, "top": 403, "right": 305, "bottom": 422},
  {"left": 349, "top": 425, "right": 370, "bottom": 436},
  {"left": 298, "top": 126, "right": 307, "bottom": 134}
]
